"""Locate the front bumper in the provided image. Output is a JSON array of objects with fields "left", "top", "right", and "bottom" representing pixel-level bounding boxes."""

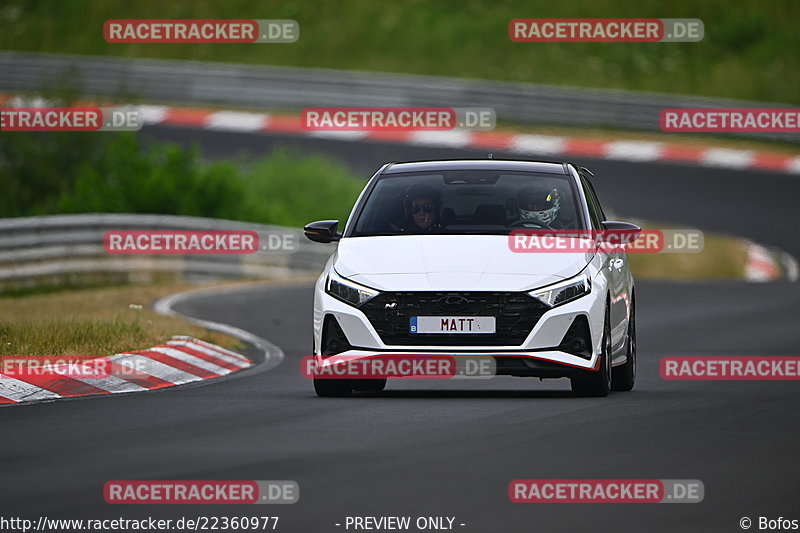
[
  {"left": 322, "top": 350, "right": 601, "bottom": 378},
  {"left": 313, "top": 272, "right": 607, "bottom": 374}
]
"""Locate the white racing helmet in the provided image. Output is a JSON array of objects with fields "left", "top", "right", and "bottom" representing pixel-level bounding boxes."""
[{"left": 517, "top": 185, "right": 561, "bottom": 226}]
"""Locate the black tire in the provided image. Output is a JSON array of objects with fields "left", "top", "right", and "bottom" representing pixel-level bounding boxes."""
[
  {"left": 571, "top": 302, "right": 612, "bottom": 397},
  {"left": 612, "top": 297, "right": 636, "bottom": 391},
  {"left": 352, "top": 379, "right": 387, "bottom": 392},
  {"left": 314, "top": 321, "right": 355, "bottom": 397},
  {"left": 313, "top": 377, "right": 353, "bottom": 397}
]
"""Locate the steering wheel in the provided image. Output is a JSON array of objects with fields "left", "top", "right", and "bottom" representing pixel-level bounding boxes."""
[
  {"left": 508, "top": 219, "right": 550, "bottom": 229},
  {"left": 380, "top": 215, "right": 403, "bottom": 232}
]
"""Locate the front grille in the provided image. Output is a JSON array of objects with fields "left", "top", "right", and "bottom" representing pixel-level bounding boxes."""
[{"left": 360, "top": 291, "right": 548, "bottom": 346}]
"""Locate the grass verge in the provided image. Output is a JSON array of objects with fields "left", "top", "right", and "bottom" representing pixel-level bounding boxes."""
[
  {"left": 0, "top": 282, "right": 245, "bottom": 358},
  {"left": 627, "top": 232, "right": 748, "bottom": 281}
]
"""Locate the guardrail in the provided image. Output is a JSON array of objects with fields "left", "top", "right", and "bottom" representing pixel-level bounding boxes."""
[
  {"left": 1, "top": 51, "right": 797, "bottom": 142},
  {"left": 0, "top": 214, "right": 333, "bottom": 291}
]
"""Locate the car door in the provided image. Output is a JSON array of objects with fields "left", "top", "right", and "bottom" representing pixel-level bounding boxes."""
[{"left": 580, "top": 173, "right": 628, "bottom": 354}]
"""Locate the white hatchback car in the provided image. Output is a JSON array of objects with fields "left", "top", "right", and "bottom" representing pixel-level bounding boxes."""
[{"left": 305, "top": 160, "right": 637, "bottom": 397}]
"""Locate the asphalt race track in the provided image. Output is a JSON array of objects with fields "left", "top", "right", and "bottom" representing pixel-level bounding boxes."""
[{"left": 1, "top": 125, "right": 799, "bottom": 532}]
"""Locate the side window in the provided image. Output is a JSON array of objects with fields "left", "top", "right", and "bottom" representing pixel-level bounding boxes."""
[
  {"left": 580, "top": 175, "right": 603, "bottom": 229},
  {"left": 584, "top": 176, "right": 607, "bottom": 221}
]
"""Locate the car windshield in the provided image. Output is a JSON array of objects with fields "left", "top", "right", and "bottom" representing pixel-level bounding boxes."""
[{"left": 351, "top": 170, "right": 585, "bottom": 236}]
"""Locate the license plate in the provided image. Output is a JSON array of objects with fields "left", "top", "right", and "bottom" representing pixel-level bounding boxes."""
[{"left": 410, "top": 316, "right": 496, "bottom": 334}]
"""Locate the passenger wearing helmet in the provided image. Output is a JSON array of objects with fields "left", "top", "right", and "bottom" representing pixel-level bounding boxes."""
[
  {"left": 516, "top": 184, "right": 562, "bottom": 228},
  {"left": 404, "top": 183, "right": 443, "bottom": 232}
]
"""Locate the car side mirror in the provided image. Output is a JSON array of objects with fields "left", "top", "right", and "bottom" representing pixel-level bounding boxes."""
[
  {"left": 600, "top": 221, "right": 641, "bottom": 245},
  {"left": 304, "top": 220, "right": 342, "bottom": 243}
]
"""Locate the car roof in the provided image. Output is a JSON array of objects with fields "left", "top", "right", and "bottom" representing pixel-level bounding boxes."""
[{"left": 382, "top": 159, "right": 569, "bottom": 175}]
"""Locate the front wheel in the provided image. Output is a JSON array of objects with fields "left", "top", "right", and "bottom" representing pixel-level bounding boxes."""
[
  {"left": 313, "top": 377, "right": 353, "bottom": 397},
  {"left": 571, "top": 303, "right": 612, "bottom": 397},
  {"left": 612, "top": 297, "right": 636, "bottom": 391},
  {"left": 352, "top": 379, "right": 387, "bottom": 392}
]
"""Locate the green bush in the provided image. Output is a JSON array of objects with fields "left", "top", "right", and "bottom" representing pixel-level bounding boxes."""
[
  {"left": 0, "top": 131, "right": 364, "bottom": 227},
  {"left": 237, "top": 150, "right": 365, "bottom": 227}
]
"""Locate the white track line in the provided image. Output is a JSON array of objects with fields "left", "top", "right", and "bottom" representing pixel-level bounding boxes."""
[{"left": 154, "top": 287, "right": 284, "bottom": 373}]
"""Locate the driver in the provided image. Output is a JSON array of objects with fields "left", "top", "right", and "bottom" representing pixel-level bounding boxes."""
[
  {"left": 517, "top": 184, "right": 562, "bottom": 228},
  {"left": 404, "top": 183, "right": 443, "bottom": 232}
]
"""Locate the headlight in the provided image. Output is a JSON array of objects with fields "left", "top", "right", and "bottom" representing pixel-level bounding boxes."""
[
  {"left": 529, "top": 272, "right": 591, "bottom": 308},
  {"left": 325, "top": 269, "right": 379, "bottom": 307}
]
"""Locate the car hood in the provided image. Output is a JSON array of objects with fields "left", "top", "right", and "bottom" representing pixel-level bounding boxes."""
[{"left": 333, "top": 235, "right": 593, "bottom": 292}]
